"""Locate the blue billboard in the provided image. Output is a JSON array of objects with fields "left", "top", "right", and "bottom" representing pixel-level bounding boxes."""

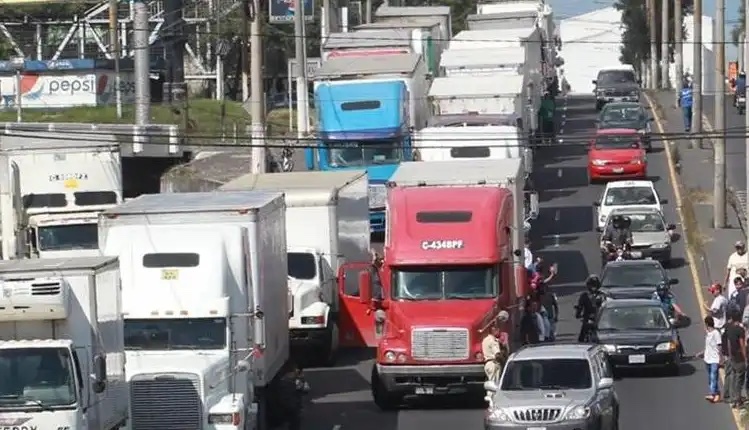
[{"left": 269, "top": 0, "right": 314, "bottom": 23}]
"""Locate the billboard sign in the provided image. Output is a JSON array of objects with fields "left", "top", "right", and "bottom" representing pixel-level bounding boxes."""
[
  {"left": 0, "top": 71, "right": 137, "bottom": 109},
  {"left": 269, "top": 0, "right": 314, "bottom": 23}
]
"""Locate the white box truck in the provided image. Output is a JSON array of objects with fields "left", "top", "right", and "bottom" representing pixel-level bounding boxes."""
[
  {"left": 99, "top": 191, "right": 291, "bottom": 430},
  {"left": 0, "top": 132, "right": 122, "bottom": 260},
  {"left": 220, "top": 170, "right": 370, "bottom": 365},
  {"left": 0, "top": 256, "right": 127, "bottom": 430},
  {"left": 374, "top": 5, "right": 453, "bottom": 43}
]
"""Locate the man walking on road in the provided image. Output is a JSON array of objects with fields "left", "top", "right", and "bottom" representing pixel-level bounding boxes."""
[
  {"left": 726, "top": 241, "right": 749, "bottom": 297},
  {"left": 722, "top": 311, "right": 746, "bottom": 408},
  {"left": 678, "top": 82, "right": 694, "bottom": 132}
]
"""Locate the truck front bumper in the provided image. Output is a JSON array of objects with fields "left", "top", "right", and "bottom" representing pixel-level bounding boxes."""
[{"left": 376, "top": 363, "right": 485, "bottom": 395}]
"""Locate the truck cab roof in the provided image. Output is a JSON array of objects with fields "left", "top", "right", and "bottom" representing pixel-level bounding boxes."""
[
  {"left": 315, "top": 53, "right": 422, "bottom": 79},
  {"left": 316, "top": 81, "right": 408, "bottom": 137},
  {"left": 429, "top": 74, "right": 525, "bottom": 98},
  {"left": 388, "top": 158, "right": 523, "bottom": 187},
  {"left": 102, "top": 191, "right": 283, "bottom": 216}
]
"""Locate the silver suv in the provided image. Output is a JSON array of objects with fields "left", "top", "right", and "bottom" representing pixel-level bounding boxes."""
[{"left": 484, "top": 344, "right": 620, "bottom": 430}]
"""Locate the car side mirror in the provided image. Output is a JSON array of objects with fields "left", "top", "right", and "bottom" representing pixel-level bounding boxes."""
[
  {"left": 667, "top": 224, "right": 676, "bottom": 230},
  {"left": 359, "top": 271, "right": 372, "bottom": 304},
  {"left": 92, "top": 354, "right": 107, "bottom": 393},
  {"left": 660, "top": 199, "right": 668, "bottom": 204},
  {"left": 593, "top": 201, "right": 601, "bottom": 207},
  {"left": 484, "top": 381, "right": 498, "bottom": 393},
  {"left": 598, "top": 377, "right": 614, "bottom": 389},
  {"left": 669, "top": 278, "right": 679, "bottom": 285}
]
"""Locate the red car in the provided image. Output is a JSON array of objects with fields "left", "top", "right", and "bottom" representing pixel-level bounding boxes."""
[{"left": 588, "top": 128, "right": 647, "bottom": 182}]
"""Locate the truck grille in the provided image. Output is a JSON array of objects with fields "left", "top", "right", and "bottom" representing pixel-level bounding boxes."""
[
  {"left": 513, "top": 408, "right": 562, "bottom": 422},
  {"left": 31, "top": 281, "right": 61, "bottom": 295},
  {"left": 130, "top": 373, "right": 202, "bottom": 430},
  {"left": 411, "top": 328, "right": 469, "bottom": 360}
]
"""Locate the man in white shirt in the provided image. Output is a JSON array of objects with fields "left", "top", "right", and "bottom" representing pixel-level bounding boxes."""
[
  {"left": 524, "top": 240, "right": 534, "bottom": 271},
  {"left": 697, "top": 315, "right": 722, "bottom": 403},
  {"left": 726, "top": 241, "right": 749, "bottom": 297},
  {"left": 705, "top": 283, "right": 727, "bottom": 330}
]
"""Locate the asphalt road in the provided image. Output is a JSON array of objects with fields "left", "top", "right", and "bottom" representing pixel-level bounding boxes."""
[
  {"left": 293, "top": 96, "right": 738, "bottom": 430},
  {"left": 703, "top": 94, "right": 746, "bottom": 192}
]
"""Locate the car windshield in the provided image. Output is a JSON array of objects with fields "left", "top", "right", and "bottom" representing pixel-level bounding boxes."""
[
  {"left": 604, "top": 186, "right": 657, "bottom": 205},
  {"left": 598, "top": 70, "right": 636, "bottom": 85},
  {"left": 327, "top": 139, "right": 402, "bottom": 167},
  {"left": 601, "top": 264, "right": 665, "bottom": 288},
  {"left": 594, "top": 134, "right": 641, "bottom": 150},
  {"left": 624, "top": 213, "right": 665, "bottom": 232},
  {"left": 392, "top": 264, "right": 497, "bottom": 300},
  {"left": 0, "top": 347, "right": 77, "bottom": 410},
  {"left": 598, "top": 306, "right": 669, "bottom": 330},
  {"left": 501, "top": 359, "right": 592, "bottom": 390},
  {"left": 601, "top": 106, "right": 644, "bottom": 125},
  {"left": 288, "top": 252, "right": 316, "bottom": 280},
  {"left": 37, "top": 223, "right": 98, "bottom": 251},
  {"left": 124, "top": 318, "right": 227, "bottom": 350}
]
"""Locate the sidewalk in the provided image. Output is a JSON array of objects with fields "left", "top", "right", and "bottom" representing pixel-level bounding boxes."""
[{"left": 649, "top": 90, "right": 741, "bottom": 286}]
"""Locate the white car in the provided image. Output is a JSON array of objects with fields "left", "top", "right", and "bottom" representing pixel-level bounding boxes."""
[{"left": 593, "top": 180, "right": 666, "bottom": 229}]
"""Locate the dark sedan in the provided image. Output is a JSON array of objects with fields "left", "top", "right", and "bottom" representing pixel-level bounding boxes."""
[
  {"left": 600, "top": 260, "right": 678, "bottom": 299},
  {"left": 597, "top": 102, "right": 654, "bottom": 151},
  {"left": 593, "top": 299, "right": 685, "bottom": 375}
]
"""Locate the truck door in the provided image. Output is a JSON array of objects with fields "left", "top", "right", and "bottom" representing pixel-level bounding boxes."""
[{"left": 337, "top": 262, "right": 378, "bottom": 348}]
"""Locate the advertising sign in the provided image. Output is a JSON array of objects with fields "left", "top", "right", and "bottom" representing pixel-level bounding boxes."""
[
  {"left": 0, "top": 71, "right": 137, "bottom": 109},
  {"left": 269, "top": 0, "right": 314, "bottom": 23}
]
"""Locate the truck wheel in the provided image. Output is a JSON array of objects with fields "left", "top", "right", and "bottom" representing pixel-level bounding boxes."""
[{"left": 371, "top": 365, "right": 401, "bottom": 411}]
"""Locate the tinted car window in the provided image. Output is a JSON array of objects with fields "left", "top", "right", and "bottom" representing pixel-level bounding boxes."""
[
  {"left": 595, "top": 134, "right": 640, "bottom": 150},
  {"left": 601, "top": 264, "right": 666, "bottom": 287},
  {"left": 501, "top": 359, "right": 592, "bottom": 390},
  {"left": 598, "top": 70, "right": 636, "bottom": 85}
]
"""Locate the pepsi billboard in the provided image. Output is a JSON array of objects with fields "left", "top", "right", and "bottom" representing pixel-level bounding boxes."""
[{"left": 269, "top": 0, "right": 314, "bottom": 23}]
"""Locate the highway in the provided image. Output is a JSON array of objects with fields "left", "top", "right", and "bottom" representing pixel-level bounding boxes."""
[{"left": 293, "top": 95, "right": 738, "bottom": 430}]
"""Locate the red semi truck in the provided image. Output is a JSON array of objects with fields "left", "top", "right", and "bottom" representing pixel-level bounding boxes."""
[{"left": 336, "top": 158, "right": 532, "bottom": 410}]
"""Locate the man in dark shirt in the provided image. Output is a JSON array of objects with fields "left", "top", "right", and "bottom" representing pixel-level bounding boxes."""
[
  {"left": 723, "top": 311, "right": 747, "bottom": 408},
  {"left": 520, "top": 301, "right": 541, "bottom": 345},
  {"left": 537, "top": 283, "right": 559, "bottom": 341}
]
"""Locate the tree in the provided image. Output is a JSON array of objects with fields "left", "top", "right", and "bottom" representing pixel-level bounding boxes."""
[
  {"left": 731, "top": 2, "right": 744, "bottom": 45},
  {"left": 616, "top": 0, "right": 692, "bottom": 75}
]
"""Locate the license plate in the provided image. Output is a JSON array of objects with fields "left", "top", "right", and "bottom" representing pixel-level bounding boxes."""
[
  {"left": 613, "top": 167, "right": 624, "bottom": 173},
  {"left": 628, "top": 354, "right": 646, "bottom": 364},
  {"left": 415, "top": 387, "right": 434, "bottom": 395},
  {"left": 161, "top": 269, "right": 178, "bottom": 280}
]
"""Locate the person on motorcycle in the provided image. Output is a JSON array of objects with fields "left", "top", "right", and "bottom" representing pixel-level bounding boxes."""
[
  {"left": 653, "top": 282, "right": 687, "bottom": 357},
  {"left": 735, "top": 72, "right": 746, "bottom": 105},
  {"left": 576, "top": 275, "right": 604, "bottom": 342},
  {"left": 602, "top": 215, "right": 633, "bottom": 262}
]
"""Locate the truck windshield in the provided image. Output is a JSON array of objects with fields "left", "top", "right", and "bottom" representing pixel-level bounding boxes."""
[
  {"left": 37, "top": 223, "right": 98, "bottom": 251},
  {"left": 326, "top": 139, "right": 402, "bottom": 167},
  {"left": 124, "top": 318, "right": 227, "bottom": 350},
  {"left": 392, "top": 264, "right": 497, "bottom": 300},
  {"left": 0, "top": 347, "right": 77, "bottom": 410},
  {"left": 288, "top": 252, "right": 317, "bottom": 280}
]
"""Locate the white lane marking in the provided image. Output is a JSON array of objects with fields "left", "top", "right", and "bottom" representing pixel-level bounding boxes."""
[
  {"left": 554, "top": 209, "right": 561, "bottom": 222},
  {"left": 557, "top": 169, "right": 563, "bottom": 178},
  {"left": 553, "top": 234, "right": 561, "bottom": 247}
]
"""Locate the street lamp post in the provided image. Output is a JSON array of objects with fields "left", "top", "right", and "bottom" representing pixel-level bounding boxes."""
[{"left": 10, "top": 57, "right": 24, "bottom": 123}]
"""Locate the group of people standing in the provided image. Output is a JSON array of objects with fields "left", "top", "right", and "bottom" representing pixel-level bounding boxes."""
[{"left": 521, "top": 242, "right": 559, "bottom": 344}]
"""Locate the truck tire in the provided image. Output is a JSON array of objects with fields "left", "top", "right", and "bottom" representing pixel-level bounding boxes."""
[
  {"left": 316, "top": 321, "right": 339, "bottom": 367},
  {"left": 371, "top": 365, "right": 401, "bottom": 410}
]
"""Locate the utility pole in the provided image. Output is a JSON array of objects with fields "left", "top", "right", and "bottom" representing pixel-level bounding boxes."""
[
  {"left": 648, "top": 0, "right": 658, "bottom": 89},
  {"left": 714, "top": 0, "right": 726, "bottom": 227},
  {"left": 249, "top": 0, "right": 266, "bottom": 174},
  {"left": 740, "top": 33, "right": 746, "bottom": 71},
  {"left": 108, "top": 0, "right": 122, "bottom": 118},
  {"left": 294, "top": 0, "right": 310, "bottom": 138},
  {"left": 133, "top": 0, "right": 150, "bottom": 143},
  {"left": 692, "top": 0, "right": 703, "bottom": 148},
  {"left": 674, "top": 0, "right": 683, "bottom": 102},
  {"left": 242, "top": 0, "right": 249, "bottom": 101},
  {"left": 660, "top": 0, "right": 669, "bottom": 89},
  {"left": 365, "top": 0, "right": 372, "bottom": 23}
]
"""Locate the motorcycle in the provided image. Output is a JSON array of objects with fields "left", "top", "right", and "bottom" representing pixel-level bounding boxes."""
[
  {"left": 736, "top": 94, "right": 746, "bottom": 115},
  {"left": 601, "top": 241, "right": 634, "bottom": 267}
]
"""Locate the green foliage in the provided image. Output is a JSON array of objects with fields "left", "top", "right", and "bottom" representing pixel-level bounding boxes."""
[{"left": 732, "top": 1, "right": 744, "bottom": 45}]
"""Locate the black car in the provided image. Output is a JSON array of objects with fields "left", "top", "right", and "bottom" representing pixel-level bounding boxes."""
[
  {"left": 593, "top": 69, "right": 641, "bottom": 111},
  {"left": 592, "top": 299, "right": 686, "bottom": 375},
  {"left": 597, "top": 102, "right": 654, "bottom": 151},
  {"left": 600, "top": 260, "right": 678, "bottom": 299}
]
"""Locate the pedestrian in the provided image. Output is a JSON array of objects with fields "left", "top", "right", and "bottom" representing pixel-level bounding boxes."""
[
  {"left": 722, "top": 311, "right": 747, "bottom": 408},
  {"left": 678, "top": 82, "right": 694, "bottom": 132},
  {"left": 537, "top": 281, "right": 560, "bottom": 341},
  {"left": 704, "top": 283, "right": 727, "bottom": 331},
  {"left": 697, "top": 315, "right": 722, "bottom": 403},
  {"left": 481, "top": 312, "right": 510, "bottom": 401},
  {"left": 726, "top": 241, "right": 749, "bottom": 297},
  {"left": 520, "top": 300, "right": 541, "bottom": 345},
  {"left": 728, "top": 277, "right": 746, "bottom": 317}
]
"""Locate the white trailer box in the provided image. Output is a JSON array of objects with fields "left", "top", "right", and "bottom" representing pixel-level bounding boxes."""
[
  {"left": 467, "top": 12, "right": 537, "bottom": 31},
  {"left": 0, "top": 256, "right": 127, "bottom": 430},
  {"left": 322, "top": 29, "right": 421, "bottom": 60},
  {"left": 355, "top": 17, "right": 445, "bottom": 75},
  {"left": 374, "top": 5, "right": 453, "bottom": 44},
  {"left": 0, "top": 132, "right": 122, "bottom": 260},
  {"left": 314, "top": 53, "right": 430, "bottom": 129},
  {"left": 99, "top": 192, "right": 289, "bottom": 430},
  {"left": 220, "top": 170, "right": 370, "bottom": 364},
  {"left": 448, "top": 27, "right": 541, "bottom": 51}
]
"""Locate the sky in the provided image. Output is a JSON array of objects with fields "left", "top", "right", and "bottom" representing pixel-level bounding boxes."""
[{"left": 548, "top": 0, "right": 741, "bottom": 59}]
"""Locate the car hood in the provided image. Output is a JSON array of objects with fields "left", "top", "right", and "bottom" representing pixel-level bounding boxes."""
[
  {"left": 590, "top": 147, "right": 643, "bottom": 161},
  {"left": 598, "top": 83, "right": 640, "bottom": 92},
  {"left": 596, "top": 329, "right": 673, "bottom": 346},
  {"left": 495, "top": 390, "right": 592, "bottom": 408},
  {"left": 600, "top": 287, "right": 656, "bottom": 299},
  {"left": 631, "top": 231, "right": 670, "bottom": 247}
]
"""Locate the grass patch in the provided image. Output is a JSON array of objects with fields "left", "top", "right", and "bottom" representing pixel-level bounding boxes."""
[
  {"left": 686, "top": 187, "right": 712, "bottom": 204},
  {"left": 682, "top": 187, "right": 711, "bottom": 252}
]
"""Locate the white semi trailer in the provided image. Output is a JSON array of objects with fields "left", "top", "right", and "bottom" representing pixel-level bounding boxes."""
[
  {"left": 100, "top": 191, "right": 291, "bottom": 430},
  {"left": 0, "top": 132, "right": 122, "bottom": 260},
  {"left": 220, "top": 170, "right": 371, "bottom": 365},
  {"left": 0, "top": 256, "right": 128, "bottom": 430}
]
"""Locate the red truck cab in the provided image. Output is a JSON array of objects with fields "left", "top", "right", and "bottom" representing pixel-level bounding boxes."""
[{"left": 337, "top": 159, "right": 528, "bottom": 410}]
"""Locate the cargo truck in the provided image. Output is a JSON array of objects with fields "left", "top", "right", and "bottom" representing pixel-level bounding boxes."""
[
  {"left": 374, "top": 5, "right": 453, "bottom": 43},
  {"left": 0, "top": 132, "right": 122, "bottom": 260},
  {"left": 355, "top": 18, "right": 446, "bottom": 74},
  {"left": 335, "top": 159, "right": 539, "bottom": 410},
  {"left": 219, "top": 170, "right": 371, "bottom": 365},
  {"left": 0, "top": 256, "right": 128, "bottom": 430},
  {"left": 100, "top": 191, "right": 291, "bottom": 430}
]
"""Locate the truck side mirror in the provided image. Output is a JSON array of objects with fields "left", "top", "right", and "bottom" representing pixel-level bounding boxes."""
[
  {"left": 359, "top": 270, "right": 372, "bottom": 304},
  {"left": 92, "top": 354, "right": 107, "bottom": 393}
]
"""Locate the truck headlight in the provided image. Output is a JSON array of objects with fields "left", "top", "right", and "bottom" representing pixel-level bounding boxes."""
[
  {"left": 565, "top": 406, "right": 591, "bottom": 420},
  {"left": 208, "top": 413, "right": 240, "bottom": 425},
  {"left": 656, "top": 341, "right": 677, "bottom": 352},
  {"left": 368, "top": 184, "right": 387, "bottom": 209},
  {"left": 486, "top": 408, "right": 511, "bottom": 422},
  {"left": 383, "top": 350, "right": 407, "bottom": 363}
]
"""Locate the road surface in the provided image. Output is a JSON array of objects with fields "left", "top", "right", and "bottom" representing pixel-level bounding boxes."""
[{"left": 293, "top": 95, "right": 738, "bottom": 430}]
